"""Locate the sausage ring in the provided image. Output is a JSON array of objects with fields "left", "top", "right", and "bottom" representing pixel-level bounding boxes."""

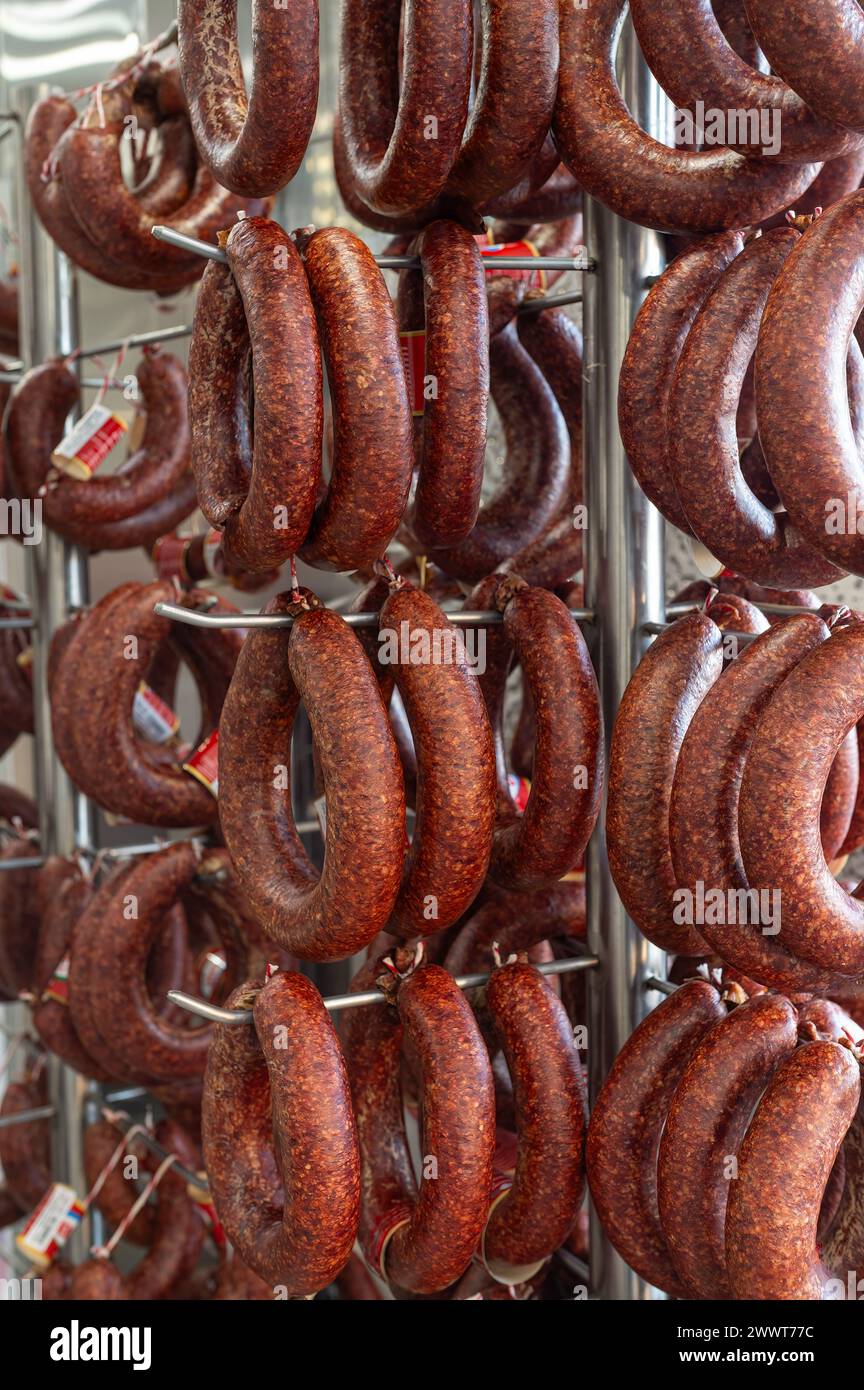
[
  {"left": 725, "top": 1039, "right": 863, "bottom": 1299},
  {"left": 739, "top": 621, "right": 864, "bottom": 976},
  {"left": 396, "top": 220, "right": 490, "bottom": 549},
  {"left": 668, "top": 226, "right": 842, "bottom": 587},
  {"left": 657, "top": 993, "right": 799, "bottom": 1299},
  {"left": 629, "top": 0, "right": 863, "bottom": 163},
  {"left": 607, "top": 612, "right": 724, "bottom": 955},
  {"left": 481, "top": 959, "right": 586, "bottom": 1279},
  {"left": 337, "top": 0, "right": 473, "bottom": 216},
  {"left": 745, "top": 0, "right": 864, "bottom": 134},
  {"left": 553, "top": 0, "right": 822, "bottom": 233},
  {"left": 342, "top": 955, "right": 495, "bottom": 1295},
  {"left": 203, "top": 972, "right": 360, "bottom": 1298},
  {"left": 377, "top": 581, "right": 495, "bottom": 938},
  {"left": 586, "top": 980, "right": 726, "bottom": 1297},
  {"left": 188, "top": 216, "right": 323, "bottom": 572},
  {"left": 619, "top": 231, "right": 744, "bottom": 533},
  {"left": 217, "top": 590, "right": 406, "bottom": 961},
  {"left": 296, "top": 227, "right": 413, "bottom": 570},
  {"left": 178, "top": 0, "right": 319, "bottom": 198},
  {"left": 755, "top": 192, "right": 864, "bottom": 577}
]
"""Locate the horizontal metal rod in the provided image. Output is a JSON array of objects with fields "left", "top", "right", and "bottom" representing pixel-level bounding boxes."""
[
  {"left": 665, "top": 599, "right": 818, "bottom": 619},
  {"left": 154, "top": 600, "right": 593, "bottom": 630},
  {"left": 518, "top": 291, "right": 582, "bottom": 315},
  {"left": 0, "top": 1103, "right": 55, "bottom": 1129},
  {"left": 151, "top": 224, "right": 593, "bottom": 274},
  {"left": 0, "top": 616, "right": 34, "bottom": 630},
  {"left": 644, "top": 621, "right": 758, "bottom": 645},
  {"left": 644, "top": 976, "right": 677, "bottom": 996},
  {"left": 102, "top": 1086, "right": 149, "bottom": 1104},
  {"left": 0, "top": 855, "right": 44, "bottom": 871},
  {"left": 169, "top": 955, "right": 600, "bottom": 1025},
  {"left": 1, "top": 323, "right": 194, "bottom": 375}
]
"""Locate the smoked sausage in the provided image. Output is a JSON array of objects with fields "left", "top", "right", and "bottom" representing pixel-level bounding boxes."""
[
  {"left": 668, "top": 226, "right": 842, "bottom": 587},
  {"left": 341, "top": 954, "right": 495, "bottom": 1295},
  {"left": 481, "top": 960, "right": 586, "bottom": 1277},
  {"left": 189, "top": 217, "right": 322, "bottom": 572},
  {"left": 657, "top": 993, "right": 799, "bottom": 1299},
  {"left": 178, "top": 0, "right": 318, "bottom": 198},
  {"left": 297, "top": 227, "right": 413, "bottom": 569},
  {"left": 203, "top": 972, "right": 360, "bottom": 1297},
  {"left": 744, "top": 0, "right": 864, "bottom": 134},
  {"left": 586, "top": 981, "right": 726, "bottom": 1297},
  {"left": 725, "top": 1039, "right": 862, "bottom": 1299},
  {"left": 553, "top": 0, "right": 821, "bottom": 233},
  {"left": 629, "top": 0, "right": 863, "bottom": 163},
  {"left": 739, "top": 621, "right": 864, "bottom": 976},
  {"left": 397, "top": 221, "right": 489, "bottom": 549},
  {"left": 337, "top": 0, "right": 472, "bottom": 216},
  {"left": 755, "top": 191, "right": 864, "bottom": 577},
  {"left": 607, "top": 613, "right": 724, "bottom": 955},
  {"left": 376, "top": 581, "right": 496, "bottom": 938},
  {"left": 619, "top": 232, "right": 744, "bottom": 532},
  {"left": 217, "top": 590, "right": 406, "bottom": 961}
]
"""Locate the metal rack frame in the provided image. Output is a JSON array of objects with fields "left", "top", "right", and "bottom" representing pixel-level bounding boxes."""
[{"left": 0, "top": 20, "right": 694, "bottom": 1301}]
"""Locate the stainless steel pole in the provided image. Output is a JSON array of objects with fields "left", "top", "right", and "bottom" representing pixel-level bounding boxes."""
[
  {"left": 13, "top": 86, "right": 95, "bottom": 1240},
  {"left": 583, "top": 22, "right": 670, "bottom": 1301}
]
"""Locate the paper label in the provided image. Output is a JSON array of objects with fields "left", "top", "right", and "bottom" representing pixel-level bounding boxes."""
[
  {"left": 507, "top": 773, "right": 531, "bottom": 814},
  {"left": 398, "top": 330, "right": 427, "bottom": 417},
  {"left": 51, "top": 403, "right": 128, "bottom": 480},
  {"left": 152, "top": 532, "right": 191, "bottom": 582},
  {"left": 183, "top": 729, "right": 219, "bottom": 797},
  {"left": 45, "top": 951, "right": 70, "bottom": 1005},
  {"left": 16, "top": 1184, "right": 85, "bottom": 1267},
  {"left": 133, "top": 681, "right": 180, "bottom": 745}
]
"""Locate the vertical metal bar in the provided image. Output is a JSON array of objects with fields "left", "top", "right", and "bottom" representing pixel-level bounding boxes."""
[
  {"left": 13, "top": 86, "right": 93, "bottom": 1242},
  {"left": 583, "top": 22, "right": 669, "bottom": 1301}
]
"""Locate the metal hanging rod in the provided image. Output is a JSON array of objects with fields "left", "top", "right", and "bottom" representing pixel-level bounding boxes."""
[
  {"left": 666, "top": 599, "right": 820, "bottom": 619},
  {"left": 519, "top": 291, "right": 582, "bottom": 315},
  {"left": 131, "top": 1125, "right": 207, "bottom": 1193},
  {"left": 0, "top": 616, "right": 34, "bottom": 630},
  {"left": 0, "top": 1103, "right": 56, "bottom": 1130},
  {"left": 150, "top": 223, "right": 594, "bottom": 274},
  {"left": 644, "top": 620, "right": 759, "bottom": 644},
  {"left": 1, "top": 323, "right": 194, "bottom": 374},
  {"left": 644, "top": 977, "right": 677, "bottom": 996},
  {"left": 169, "top": 954, "right": 600, "bottom": 1025},
  {"left": 154, "top": 600, "right": 593, "bottom": 631}
]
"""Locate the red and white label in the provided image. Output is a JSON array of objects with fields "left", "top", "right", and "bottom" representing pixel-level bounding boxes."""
[
  {"left": 399, "top": 330, "right": 427, "bottom": 417},
  {"left": 478, "top": 237, "right": 547, "bottom": 289},
  {"left": 133, "top": 681, "right": 180, "bottom": 745},
  {"left": 51, "top": 403, "right": 128, "bottom": 480},
  {"left": 507, "top": 773, "right": 531, "bottom": 814},
  {"left": 183, "top": 729, "right": 219, "bottom": 797},
  {"left": 45, "top": 951, "right": 70, "bottom": 1005},
  {"left": 152, "top": 532, "right": 192, "bottom": 582},
  {"left": 16, "top": 1183, "right": 85, "bottom": 1268}
]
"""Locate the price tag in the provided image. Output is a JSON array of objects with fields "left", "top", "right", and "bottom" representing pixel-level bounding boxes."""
[
  {"left": 183, "top": 729, "right": 219, "bottom": 798},
  {"left": 132, "top": 682, "right": 180, "bottom": 745},
  {"left": 398, "top": 331, "right": 427, "bottom": 417},
  {"left": 16, "top": 1184, "right": 85, "bottom": 1268},
  {"left": 51, "top": 403, "right": 128, "bottom": 480}
]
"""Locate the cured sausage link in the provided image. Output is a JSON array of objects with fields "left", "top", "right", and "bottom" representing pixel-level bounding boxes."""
[
  {"left": 217, "top": 590, "right": 406, "bottom": 961},
  {"left": 726, "top": 1040, "right": 862, "bottom": 1299},
  {"left": 203, "top": 974, "right": 360, "bottom": 1298},
  {"left": 178, "top": 0, "right": 319, "bottom": 197},
  {"left": 553, "top": 0, "right": 821, "bottom": 233},
  {"left": 586, "top": 981, "right": 726, "bottom": 1297}
]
